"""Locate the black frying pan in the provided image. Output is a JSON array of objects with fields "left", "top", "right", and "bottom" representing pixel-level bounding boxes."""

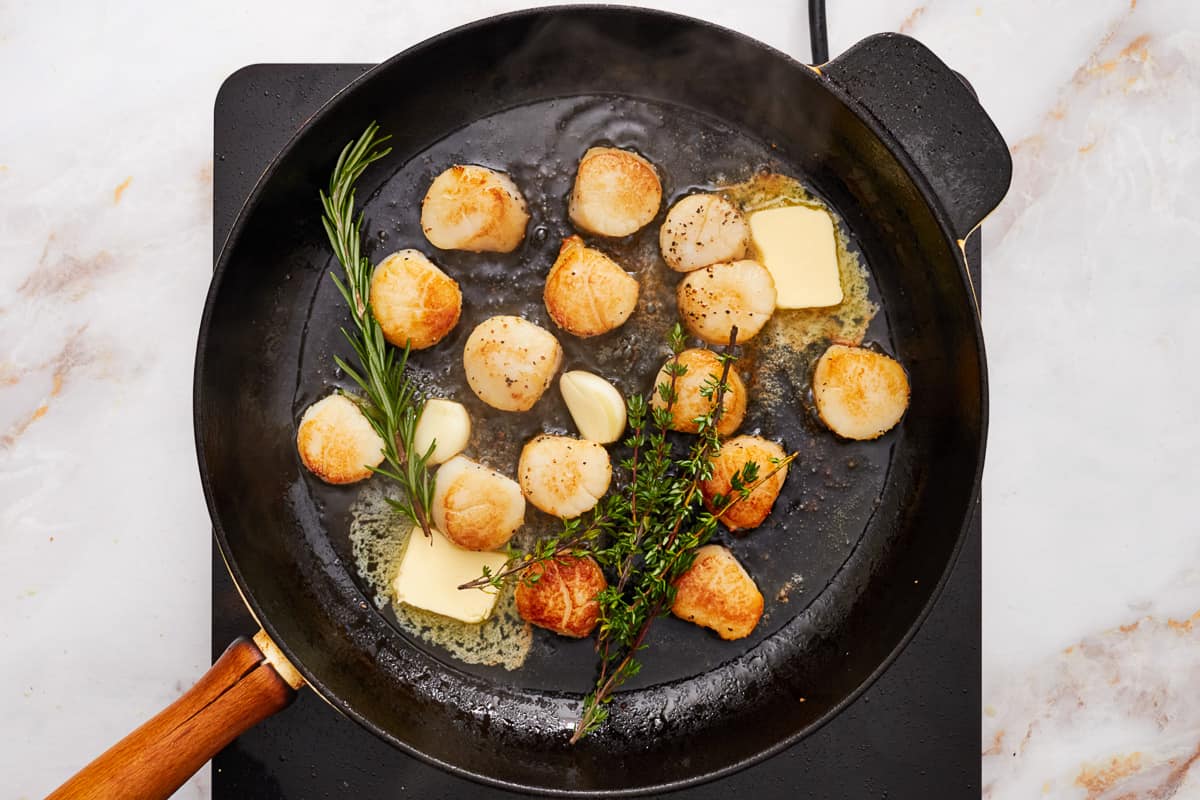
[{"left": 50, "top": 7, "right": 1009, "bottom": 798}]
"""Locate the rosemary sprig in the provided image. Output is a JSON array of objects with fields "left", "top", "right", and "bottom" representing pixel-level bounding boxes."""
[{"left": 319, "top": 122, "right": 436, "bottom": 537}]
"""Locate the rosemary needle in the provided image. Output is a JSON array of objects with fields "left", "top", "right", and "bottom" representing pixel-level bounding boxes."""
[{"left": 319, "top": 122, "right": 436, "bottom": 537}]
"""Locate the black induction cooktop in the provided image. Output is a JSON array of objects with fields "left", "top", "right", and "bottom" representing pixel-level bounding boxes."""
[{"left": 211, "top": 62, "right": 982, "bottom": 799}]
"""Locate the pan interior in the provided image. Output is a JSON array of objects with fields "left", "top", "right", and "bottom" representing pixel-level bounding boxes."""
[
  {"left": 198, "top": 7, "right": 983, "bottom": 793},
  {"left": 296, "top": 94, "right": 894, "bottom": 694}
]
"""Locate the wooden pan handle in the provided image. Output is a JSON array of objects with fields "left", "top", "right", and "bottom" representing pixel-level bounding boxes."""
[{"left": 48, "top": 633, "right": 302, "bottom": 800}]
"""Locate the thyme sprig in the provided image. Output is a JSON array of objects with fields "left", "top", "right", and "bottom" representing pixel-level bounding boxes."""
[
  {"left": 458, "top": 321, "right": 796, "bottom": 741},
  {"left": 456, "top": 509, "right": 614, "bottom": 591},
  {"left": 571, "top": 325, "right": 743, "bottom": 742},
  {"left": 319, "top": 123, "right": 436, "bottom": 537}
]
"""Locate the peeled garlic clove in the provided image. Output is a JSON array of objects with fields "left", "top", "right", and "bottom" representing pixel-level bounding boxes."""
[
  {"left": 559, "top": 370, "right": 626, "bottom": 444},
  {"left": 413, "top": 398, "right": 471, "bottom": 465}
]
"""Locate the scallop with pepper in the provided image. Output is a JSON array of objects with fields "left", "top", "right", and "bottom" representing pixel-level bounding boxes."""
[
  {"left": 463, "top": 315, "right": 563, "bottom": 412},
  {"left": 518, "top": 434, "right": 612, "bottom": 519},
  {"left": 677, "top": 260, "right": 777, "bottom": 345},
  {"left": 659, "top": 193, "right": 750, "bottom": 272}
]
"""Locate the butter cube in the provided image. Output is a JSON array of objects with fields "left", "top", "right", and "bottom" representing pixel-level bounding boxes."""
[
  {"left": 748, "top": 205, "right": 843, "bottom": 309},
  {"left": 393, "top": 526, "right": 508, "bottom": 623}
]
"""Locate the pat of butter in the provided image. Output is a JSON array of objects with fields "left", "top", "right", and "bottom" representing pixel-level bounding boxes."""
[
  {"left": 747, "top": 205, "right": 843, "bottom": 309},
  {"left": 392, "top": 526, "right": 508, "bottom": 623}
]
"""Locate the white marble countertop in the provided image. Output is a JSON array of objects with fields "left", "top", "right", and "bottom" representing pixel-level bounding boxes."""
[{"left": 3, "top": 0, "right": 1199, "bottom": 797}]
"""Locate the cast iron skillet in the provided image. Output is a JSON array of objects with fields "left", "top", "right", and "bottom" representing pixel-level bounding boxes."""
[{"left": 50, "top": 7, "right": 1010, "bottom": 798}]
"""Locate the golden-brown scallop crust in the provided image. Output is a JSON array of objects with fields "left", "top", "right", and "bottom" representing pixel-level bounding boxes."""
[
  {"left": 700, "top": 436, "right": 789, "bottom": 531},
  {"left": 812, "top": 344, "right": 910, "bottom": 440},
  {"left": 649, "top": 348, "right": 747, "bottom": 436},
  {"left": 544, "top": 236, "right": 639, "bottom": 337},
  {"left": 568, "top": 147, "right": 662, "bottom": 237},
  {"left": 515, "top": 555, "right": 608, "bottom": 638},
  {"left": 296, "top": 394, "right": 385, "bottom": 485},
  {"left": 369, "top": 250, "right": 462, "bottom": 350},
  {"left": 517, "top": 434, "right": 612, "bottom": 519},
  {"left": 676, "top": 260, "right": 777, "bottom": 345},
  {"left": 420, "top": 165, "right": 530, "bottom": 253},
  {"left": 432, "top": 455, "right": 525, "bottom": 551},
  {"left": 670, "top": 545, "right": 763, "bottom": 640}
]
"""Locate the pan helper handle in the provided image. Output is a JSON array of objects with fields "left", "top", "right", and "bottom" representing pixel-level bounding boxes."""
[
  {"left": 47, "top": 632, "right": 300, "bottom": 800},
  {"left": 822, "top": 33, "right": 1012, "bottom": 241}
]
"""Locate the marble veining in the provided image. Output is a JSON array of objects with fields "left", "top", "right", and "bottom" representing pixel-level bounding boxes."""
[
  {"left": 1, "top": 1, "right": 1198, "bottom": 797},
  {"left": 984, "top": 611, "right": 1200, "bottom": 798}
]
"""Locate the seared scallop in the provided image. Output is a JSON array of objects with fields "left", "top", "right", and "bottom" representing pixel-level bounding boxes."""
[
  {"left": 420, "top": 165, "right": 530, "bottom": 253},
  {"left": 431, "top": 455, "right": 525, "bottom": 551},
  {"left": 515, "top": 555, "right": 607, "bottom": 638},
  {"left": 463, "top": 316, "right": 563, "bottom": 412},
  {"left": 296, "top": 394, "right": 385, "bottom": 484},
  {"left": 813, "top": 344, "right": 910, "bottom": 440},
  {"left": 369, "top": 249, "right": 462, "bottom": 350},
  {"left": 659, "top": 193, "right": 750, "bottom": 272},
  {"left": 569, "top": 146, "right": 662, "bottom": 237},
  {"left": 671, "top": 545, "right": 763, "bottom": 640},
  {"left": 544, "top": 236, "right": 639, "bottom": 337},
  {"left": 677, "top": 260, "right": 777, "bottom": 345},
  {"left": 701, "top": 436, "right": 789, "bottom": 531},
  {"left": 518, "top": 435, "right": 612, "bottom": 519},
  {"left": 649, "top": 348, "right": 746, "bottom": 436}
]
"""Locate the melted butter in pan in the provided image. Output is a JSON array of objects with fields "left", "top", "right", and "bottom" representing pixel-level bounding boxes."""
[
  {"left": 349, "top": 485, "right": 533, "bottom": 671},
  {"left": 722, "top": 173, "right": 877, "bottom": 417}
]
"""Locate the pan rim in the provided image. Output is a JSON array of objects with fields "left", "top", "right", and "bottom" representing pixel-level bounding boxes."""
[{"left": 195, "top": 5, "right": 989, "bottom": 796}]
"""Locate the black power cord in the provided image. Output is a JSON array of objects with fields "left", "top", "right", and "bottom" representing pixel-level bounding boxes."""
[{"left": 808, "top": 0, "right": 829, "bottom": 64}]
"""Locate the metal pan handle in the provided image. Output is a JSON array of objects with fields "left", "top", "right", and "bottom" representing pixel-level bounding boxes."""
[
  {"left": 47, "top": 632, "right": 302, "bottom": 800},
  {"left": 822, "top": 33, "right": 1012, "bottom": 240}
]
